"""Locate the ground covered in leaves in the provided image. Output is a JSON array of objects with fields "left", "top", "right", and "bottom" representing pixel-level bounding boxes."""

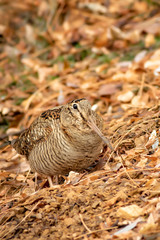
[{"left": 1, "top": 0, "right": 160, "bottom": 239}]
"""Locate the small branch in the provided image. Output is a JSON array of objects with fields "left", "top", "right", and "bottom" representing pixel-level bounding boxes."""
[
  {"left": 117, "top": 150, "right": 139, "bottom": 186},
  {"left": 2, "top": 202, "right": 39, "bottom": 239},
  {"left": 0, "top": 129, "right": 24, "bottom": 140},
  {"left": 79, "top": 214, "right": 92, "bottom": 233}
]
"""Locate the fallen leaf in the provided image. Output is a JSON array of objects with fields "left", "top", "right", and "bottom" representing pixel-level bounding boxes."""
[
  {"left": 98, "top": 83, "right": 121, "bottom": 96},
  {"left": 117, "top": 91, "right": 134, "bottom": 102},
  {"left": 117, "top": 205, "right": 144, "bottom": 219}
]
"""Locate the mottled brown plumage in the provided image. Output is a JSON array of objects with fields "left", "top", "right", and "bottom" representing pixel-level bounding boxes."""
[{"left": 13, "top": 99, "right": 112, "bottom": 178}]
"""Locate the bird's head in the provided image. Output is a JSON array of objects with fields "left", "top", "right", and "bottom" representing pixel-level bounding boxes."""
[{"left": 61, "top": 98, "right": 113, "bottom": 150}]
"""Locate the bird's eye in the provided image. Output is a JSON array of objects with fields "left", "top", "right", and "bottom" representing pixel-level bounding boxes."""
[{"left": 73, "top": 104, "right": 78, "bottom": 109}]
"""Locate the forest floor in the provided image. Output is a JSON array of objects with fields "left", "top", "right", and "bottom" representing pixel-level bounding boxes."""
[{"left": 1, "top": 0, "right": 160, "bottom": 239}]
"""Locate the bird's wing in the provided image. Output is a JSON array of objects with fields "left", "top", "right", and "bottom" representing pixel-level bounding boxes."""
[{"left": 12, "top": 107, "right": 62, "bottom": 157}]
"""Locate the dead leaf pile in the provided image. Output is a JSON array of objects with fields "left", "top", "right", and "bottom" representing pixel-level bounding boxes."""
[{"left": 1, "top": 0, "right": 160, "bottom": 239}]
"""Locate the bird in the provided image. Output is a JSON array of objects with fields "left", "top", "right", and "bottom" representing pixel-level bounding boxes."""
[{"left": 12, "top": 98, "right": 113, "bottom": 186}]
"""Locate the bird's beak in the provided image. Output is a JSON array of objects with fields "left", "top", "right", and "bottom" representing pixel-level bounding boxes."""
[{"left": 87, "top": 116, "right": 113, "bottom": 151}]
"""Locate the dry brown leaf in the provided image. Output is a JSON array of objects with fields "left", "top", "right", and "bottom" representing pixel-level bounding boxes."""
[
  {"left": 98, "top": 83, "right": 121, "bottom": 96},
  {"left": 117, "top": 204, "right": 144, "bottom": 219},
  {"left": 117, "top": 90, "right": 134, "bottom": 103},
  {"left": 106, "top": 190, "right": 128, "bottom": 206}
]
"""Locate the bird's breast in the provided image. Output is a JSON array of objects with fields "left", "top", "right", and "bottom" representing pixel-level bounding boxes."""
[{"left": 28, "top": 124, "right": 103, "bottom": 176}]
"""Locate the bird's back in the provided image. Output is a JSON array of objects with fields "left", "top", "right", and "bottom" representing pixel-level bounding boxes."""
[{"left": 12, "top": 106, "right": 62, "bottom": 157}]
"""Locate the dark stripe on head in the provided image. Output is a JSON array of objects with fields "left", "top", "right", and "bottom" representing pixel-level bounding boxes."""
[
  {"left": 68, "top": 107, "right": 74, "bottom": 117},
  {"left": 70, "top": 98, "right": 86, "bottom": 103},
  {"left": 79, "top": 111, "right": 86, "bottom": 122}
]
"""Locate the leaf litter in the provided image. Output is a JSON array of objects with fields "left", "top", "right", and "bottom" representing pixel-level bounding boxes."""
[{"left": 1, "top": 0, "right": 160, "bottom": 239}]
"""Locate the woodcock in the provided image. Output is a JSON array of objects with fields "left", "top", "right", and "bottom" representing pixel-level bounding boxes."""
[{"left": 12, "top": 99, "right": 112, "bottom": 185}]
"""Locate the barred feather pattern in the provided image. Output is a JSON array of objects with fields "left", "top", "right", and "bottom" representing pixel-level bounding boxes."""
[
  {"left": 13, "top": 99, "right": 105, "bottom": 176},
  {"left": 29, "top": 118, "right": 103, "bottom": 176}
]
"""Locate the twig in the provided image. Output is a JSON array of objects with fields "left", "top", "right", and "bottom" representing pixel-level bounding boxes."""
[
  {"left": 0, "top": 141, "right": 11, "bottom": 149},
  {"left": 79, "top": 214, "right": 92, "bottom": 233},
  {"left": 74, "top": 226, "right": 116, "bottom": 239},
  {"left": 139, "top": 73, "right": 145, "bottom": 98},
  {"left": 1, "top": 201, "right": 39, "bottom": 239},
  {"left": 117, "top": 150, "right": 139, "bottom": 186},
  {"left": 0, "top": 129, "right": 24, "bottom": 140}
]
